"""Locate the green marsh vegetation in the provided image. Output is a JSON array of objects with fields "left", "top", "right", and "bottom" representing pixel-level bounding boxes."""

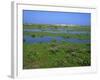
[{"left": 23, "top": 24, "right": 91, "bottom": 69}]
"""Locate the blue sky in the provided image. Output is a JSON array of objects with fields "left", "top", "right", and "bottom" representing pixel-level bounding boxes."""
[{"left": 23, "top": 10, "right": 91, "bottom": 26}]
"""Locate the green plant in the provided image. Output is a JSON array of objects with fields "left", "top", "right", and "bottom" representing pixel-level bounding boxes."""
[{"left": 31, "top": 34, "right": 36, "bottom": 37}]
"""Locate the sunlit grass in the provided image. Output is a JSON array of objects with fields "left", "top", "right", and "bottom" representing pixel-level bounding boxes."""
[
  {"left": 23, "top": 42, "right": 91, "bottom": 69},
  {"left": 23, "top": 24, "right": 90, "bottom": 31},
  {"left": 23, "top": 24, "right": 91, "bottom": 69}
]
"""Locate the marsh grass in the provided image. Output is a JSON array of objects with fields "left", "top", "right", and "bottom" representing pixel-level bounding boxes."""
[
  {"left": 23, "top": 42, "right": 91, "bottom": 69},
  {"left": 23, "top": 24, "right": 90, "bottom": 69},
  {"left": 23, "top": 24, "right": 90, "bottom": 31},
  {"left": 31, "top": 34, "right": 36, "bottom": 38}
]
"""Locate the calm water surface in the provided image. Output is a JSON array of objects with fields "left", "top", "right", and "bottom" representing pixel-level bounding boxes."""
[
  {"left": 24, "top": 29, "right": 89, "bottom": 34},
  {"left": 24, "top": 36, "right": 90, "bottom": 44},
  {"left": 24, "top": 28, "right": 90, "bottom": 44}
]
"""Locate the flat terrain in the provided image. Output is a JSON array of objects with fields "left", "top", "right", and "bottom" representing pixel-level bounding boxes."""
[{"left": 23, "top": 24, "right": 91, "bottom": 69}]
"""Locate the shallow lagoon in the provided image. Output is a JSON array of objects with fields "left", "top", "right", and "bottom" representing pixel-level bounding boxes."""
[
  {"left": 24, "top": 28, "right": 90, "bottom": 44},
  {"left": 23, "top": 25, "right": 91, "bottom": 69},
  {"left": 24, "top": 28, "right": 89, "bottom": 34},
  {"left": 24, "top": 35, "right": 90, "bottom": 44}
]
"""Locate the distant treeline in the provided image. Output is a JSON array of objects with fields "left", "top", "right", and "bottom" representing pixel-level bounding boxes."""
[{"left": 23, "top": 24, "right": 90, "bottom": 29}]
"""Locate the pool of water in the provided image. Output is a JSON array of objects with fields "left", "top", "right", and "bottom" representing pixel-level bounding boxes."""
[
  {"left": 24, "top": 29, "right": 89, "bottom": 34},
  {"left": 24, "top": 36, "right": 90, "bottom": 44}
]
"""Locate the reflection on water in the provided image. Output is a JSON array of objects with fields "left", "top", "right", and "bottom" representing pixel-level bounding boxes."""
[
  {"left": 24, "top": 28, "right": 90, "bottom": 44},
  {"left": 24, "top": 36, "right": 90, "bottom": 44},
  {"left": 24, "top": 29, "right": 89, "bottom": 34}
]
